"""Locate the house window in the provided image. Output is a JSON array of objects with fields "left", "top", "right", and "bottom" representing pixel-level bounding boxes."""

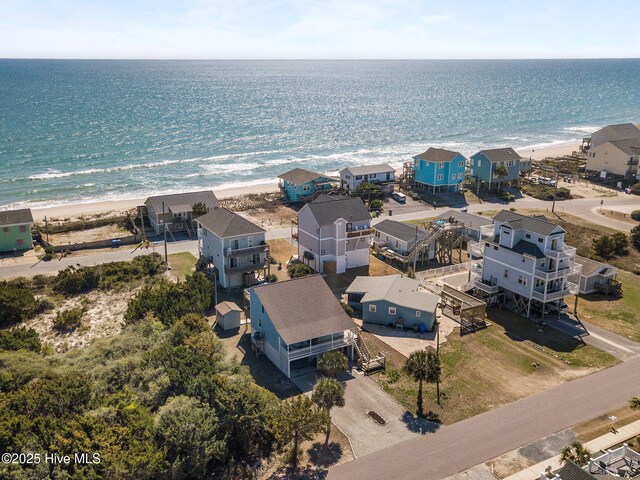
[
  {"left": 508, "top": 160, "right": 514, "bottom": 167},
  {"left": 370, "top": 173, "right": 376, "bottom": 178},
  {"left": 247, "top": 236, "right": 253, "bottom": 247},
  {"left": 537, "top": 238, "right": 543, "bottom": 243},
  {"left": 517, "top": 275, "right": 527, "bottom": 286},
  {"left": 229, "top": 257, "right": 238, "bottom": 268},
  {"left": 522, "top": 256, "right": 526, "bottom": 262},
  {"left": 369, "top": 304, "right": 377, "bottom": 313},
  {"left": 478, "top": 160, "right": 482, "bottom": 167},
  {"left": 437, "top": 174, "right": 444, "bottom": 181},
  {"left": 439, "top": 162, "right": 445, "bottom": 168},
  {"left": 346, "top": 175, "right": 351, "bottom": 179},
  {"left": 458, "top": 160, "right": 464, "bottom": 167},
  {"left": 493, "top": 245, "right": 498, "bottom": 251},
  {"left": 261, "top": 305, "right": 265, "bottom": 313},
  {"left": 504, "top": 269, "right": 509, "bottom": 278},
  {"left": 231, "top": 239, "right": 239, "bottom": 249},
  {"left": 252, "top": 253, "right": 261, "bottom": 264},
  {"left": 19, "top": 225, "right": 27, "bottom": 233},
  {"left": 458, "top": 173, "right": 464, "bottom": 179},
  {"left": 416, "top": 310, "right": 421, "bottom": 317},
  {"left": 451, "top": 174, "right": 456, "bottom": 180},
  {"left": 503, "top": 229, "right": 511, "bottom": 235},
  {"left": 470, "top": 168, "right": 474, "bottom": 176},
  {"left": 302, "top": 185, "right": 310, "bottom": 191},
  {"left": 389, "top": 306, "right": 396, "bottom": 315},
  {"left": 525, "top": 233, "right": 531, "bottom": 239},
  {"left": 355, "top": 175, "right": 362, "bottom": 180},
  {"left": 321, "top": 249, "right": 326, "bottom": 255},
  {"left": 535, "top": 278, "right": 544, "bottom": 288},
  {"left": 2, "top": 227, "right": 8, "bottom": 233},
  {"left": 16, "top": 239, "right": 24, "bottom": 247},
  {"left": 346, "top": 223, "right": 353, "bottom": 232}
]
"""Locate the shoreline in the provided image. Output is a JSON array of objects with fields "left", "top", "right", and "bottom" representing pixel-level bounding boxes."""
[{"left": 28, "top": 141, "right": 579, "bottom": 222}]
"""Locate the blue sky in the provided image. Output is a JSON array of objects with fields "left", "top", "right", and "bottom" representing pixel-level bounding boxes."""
[{"left": 2, "top": 0, "right": 640, "bottom": 59}]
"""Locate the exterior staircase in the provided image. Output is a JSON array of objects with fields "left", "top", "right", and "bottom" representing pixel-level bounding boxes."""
[{"left": 354, "top": 330, "right": 386, "bottom": 375}]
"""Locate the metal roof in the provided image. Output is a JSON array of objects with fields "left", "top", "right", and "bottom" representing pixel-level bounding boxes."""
[
  {"left": 346, "top": 275, "right": 439, "bottom": 313},
  {"left": 340, "top": 164, "right": 395, "bottom": 176},
  {"left": 374, "top": 220, "right": 428, "bottom": 243}
]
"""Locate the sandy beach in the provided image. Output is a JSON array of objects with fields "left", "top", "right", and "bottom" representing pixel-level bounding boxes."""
[{"left": 30, "top": 140, "right": 580, "bottom": 223}]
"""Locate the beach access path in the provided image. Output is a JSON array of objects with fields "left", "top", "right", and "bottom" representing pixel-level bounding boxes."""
[
  {"left": 327, "top": 355, "right": 640, "bottom": 480},
  {"left": 0, "top": 194, "right": 637, "bottom": 279}
]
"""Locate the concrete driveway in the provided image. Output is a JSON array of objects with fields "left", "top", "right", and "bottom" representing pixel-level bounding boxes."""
[{"left": 292, "top": 370, "right": 439, "bottom": 458}]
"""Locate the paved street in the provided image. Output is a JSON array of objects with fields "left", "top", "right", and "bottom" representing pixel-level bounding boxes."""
[
  {"left": 328, "top": 356, "right": 640, "bottom": 480},
  {"left": 1, "top": 193, "right": 637, "bottom": 279}
]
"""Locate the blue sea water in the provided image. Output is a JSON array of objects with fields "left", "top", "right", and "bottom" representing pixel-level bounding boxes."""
[{"left": 1, "top": 59, "right": 640, "bottom": 209}]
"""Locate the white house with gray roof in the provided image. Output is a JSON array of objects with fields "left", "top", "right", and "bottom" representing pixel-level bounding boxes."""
[
  {"left": 474, "top": 210, "right": 581, "bottom": 317},
  {"left": 590, "top": 123, "right": 640, "bottom": 148},
  {"left": 346, "top": 275, "right": 439, "bottom": 330},
  {"left": 249, "top": 275, "right": 355, "bottom": 378},
  {"left": 196, "top": 207, "right": 268, "bottom": 288},
  {"left": 339, "top": 164, "right": 395, "bottom": 191},
  {"left": 373, "top": 219, "right": 433, "bottom": 258},
  {"left": 293, "top": 195, "right": 372, "bottom": 274},
  {"left": 572, "top": 255, "right": 619, "bottom": 295},
  {"left": 437, "top": 210, "right": 493, "bottom": 241},
  {"left": 144, "top": 190, "right": 219, "bottom": 236}
]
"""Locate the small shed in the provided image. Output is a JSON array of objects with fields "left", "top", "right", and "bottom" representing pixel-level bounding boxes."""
[{"left": 215, "top": 301, "right": 243, "bottom": 330}]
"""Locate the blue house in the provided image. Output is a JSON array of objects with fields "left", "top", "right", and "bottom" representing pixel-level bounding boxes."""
[
  {"left": 249, "top": 275, "right": 355, "bottom": 378},
  {"left": 346, "top": 275, "right": 439, "bottom": 330},
  {"left": 469, "top": 148, "right": 522, "bottom": 190},
  {"left": 278, "top": 168, "right": 336, "bottom": 203},
  {"left": 413, "top": 147, "right": 467, "bottom": 193}
]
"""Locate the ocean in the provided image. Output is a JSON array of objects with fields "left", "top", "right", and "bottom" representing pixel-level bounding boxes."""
[{"left": 1, "top": 59, "right": 640, "bottom": 209}]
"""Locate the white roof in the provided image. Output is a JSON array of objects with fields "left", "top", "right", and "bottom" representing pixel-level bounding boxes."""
[
  {"left": 346, "top": 275, "right": 439, "bottom": 313},
  {"left": 340, "top": 164, "right": 395, "bottom": 176}
]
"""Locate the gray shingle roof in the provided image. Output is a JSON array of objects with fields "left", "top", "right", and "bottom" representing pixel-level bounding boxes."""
[
  {"left": 306, "top": 195, "right": 371, "bottom": 225},
  {"left": 556, "top": 461, "right": 598, "bottom": 480},
  {"left": 575, "top": 255, "right": 617, "bottom": 277},
  {"left": 196, "top": 207, "right": 265, "bottom": 238},
  {"left": 346, "top": 275, "right": 439, "bottom": 313},
  {"left": 494, "top": 210, "right": 564, "bottom": 236},
  {"left": 145, "top": 190, "right": 219, "bottom": 215},
  {"left": 609, "top": 138, "right": 640, "bottom": 155},
  {"left": 216, "top": 301, "right": 242, "bottom": 316},
  {"left": 597, "top": 123, "right": 640, "bottom": 138},
  {"left": 438, "top": 210, "right": 493, "bottom": 229},
  {"left": 374, "top": 220, "right": 428, "bottom": 243},
  {"left": 278, "top": 168, "right": 336, "bottom": 185},
  {"left": 340, "top": 164, "right": 395, "bottom": 176},
  {"left": 414, "top": 147, "right": 462, "bottom": 163},
  {"left": 0, "top": 208, "right": 33, "bottom": 226},
  {"left": 474, "top": 147, "right": 522, "bottom": 163},
  {"left": 252, "top": 275, "right": 355, "bottom": 345}
]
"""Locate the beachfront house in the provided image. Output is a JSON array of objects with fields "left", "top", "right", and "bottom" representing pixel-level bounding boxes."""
[
  {"left": 196, "top": 207, "right": 269, "bottom": 288},
  {"left": 412, "top": 147, "right": 466, "bottom": 192},
  {"left": 346, "top": 275, "right": 439, "bottom": 330},
  {"left": 0, "top": 208, "right": 34, "bottom": 254},
  {"left": 249, "top": 275, "right": 355, "bottom": 378},
  {"left": 590, "top": 123, "right": 640, "bottom": 148},
  {"left": 469, "top": 148, "right": 522, "bottom": 190},
  {"left": 585, "top": 139, "right": 640, "bottom": 180},
  {"left": 373, "top": 219, "right": 431, "bottom": 257},
  {"left": 339, "top": 164, "right": 395, "bottom": 192},
  {"left": 278, "top": 168, "right": 337, "bottom": 203},
  {"left": 293, "top": 195, "right": 372, "bottom": 274},
  {"left": 572, "top": 255, "right": 620, "bottom": 295},
  {"left": 144, "top": 190, "right": 219, "bottom": 236},
  {"left": 473, "top": 210, "right": 581, "bottom": 317},
  {"left": 437, "top": 210, "right": 493, "bottom": 242}
]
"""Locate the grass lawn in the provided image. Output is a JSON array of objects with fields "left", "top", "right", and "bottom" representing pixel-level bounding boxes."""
[
  {"left": 363, "top": 310, "right": 618, "bottom": 425},
  {"left": 574, "top": 403, "right": 640, "bottom": 443},
  {"left": 167, "top": 252, "right": 197, "bottom": 281},
  {"left": 520, "top": 182, "right": 572, "bottom": 201},
  {"left": 568, "top": 270, "right": 640, "bottom": 343}
]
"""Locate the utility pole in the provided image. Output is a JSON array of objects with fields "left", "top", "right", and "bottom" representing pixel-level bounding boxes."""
[
  {"left": 44, "top": 216, "right": 49, "bottom": 243},
  {"left": 412, "top": 225, "right": 419, "bottom": 274},
  {"left": 162, "top": 201, "right": 168, "bottom": 264},
  {"left": 551, "top": 168, "right": 560, "bottom": 214},
  {"left": 213, "top": 269, "right": 218, "bottom": 307},
  {"left": 138, "top": 205, "right": 146, "bottom": 243}
]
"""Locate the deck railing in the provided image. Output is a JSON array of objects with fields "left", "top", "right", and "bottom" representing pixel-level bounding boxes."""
[{"left": 286, "top": 331, "right": 355, "bottom": 361}]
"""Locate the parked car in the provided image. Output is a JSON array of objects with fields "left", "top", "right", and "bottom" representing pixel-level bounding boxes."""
[
  {"left": 391, "top": 192, "right": 406, "bottom": 204},
  {"left": 546, "top": 301, "right": 569, "bottom": 315}
]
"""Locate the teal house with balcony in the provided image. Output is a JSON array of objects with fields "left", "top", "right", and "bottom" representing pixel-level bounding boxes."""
[
  {"left": 249, "top": 274, "right": 355, "bottom": 378},
  {"left": 413, "top": 147, "right": 467, "bottom": 193},
  {"left": 469, "top": 148, "right": 522, "bottom": 190},
  {"left": 0, "top": 208, "right": 34, "bottom": 254},
  {"left": 278, "top": 168, "right": 336, "bottom": 203}
]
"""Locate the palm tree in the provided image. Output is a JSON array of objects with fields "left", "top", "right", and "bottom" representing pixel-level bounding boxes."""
[
  {"left": 493, "top": 165, "right": 509, "bottom": 191},
  {"left": 278, "top": 395, "right": 326, "bottom": 470},
  {"left": 312, "top": 377, "right": 346, "bottom": 444},
  {"left": 630, "top": 397, "right": 640, "bottom": 410},
  {"left": 404, "top": 350, "right": 441, "bottom": 416},
  {"left": 317, "top": 350, "right": 348, "bottom": 378},
  {"left": 427, "top": 350, "right": 442, "bottom": 406},
  {"left": 560, "top": 441, "right": 591, "bottom": 467}
]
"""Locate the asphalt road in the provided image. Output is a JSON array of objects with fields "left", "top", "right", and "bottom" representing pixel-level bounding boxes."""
[
  {"left": 0, "top": 194, "right": 636, "bottom": 279},
  {"left": 328, "top": 356, "right": 640, "bottom": 480}
]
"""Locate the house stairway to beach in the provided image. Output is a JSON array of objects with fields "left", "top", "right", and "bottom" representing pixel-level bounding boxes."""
[
  {"left": 398, "top": 161, "right": 415, "bottom": 189},
  {"left": 354, "top": 330, "right": 386, "bottom": 374}
]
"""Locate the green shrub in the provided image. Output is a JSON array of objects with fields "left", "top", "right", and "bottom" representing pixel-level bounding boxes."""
[
  {"left": 631, "top": 210, "right": 640, "bottom": 221},
  {"left": 287, "top": 263, "right": 314, "bottom": 278},
  {"left": 265, "top": 274, "right": 278, "bottom": 283},
  {"left": 0, "top": 281, "right": 50, "bottom": 328},
  {"left": 386, "top": 367, "right": 400, "bottom": 383},
  {"left": 53, "top": 307, "right": 85, "bottom": 332},
  {"left": 0, "top": 327, "right": 42, "bottom": 352},
  {"left": 630, "top": 183, "right": 640, "bottom": 195},
  {"left": 369, "top": 199, "right": 383, "bottom": 212}
]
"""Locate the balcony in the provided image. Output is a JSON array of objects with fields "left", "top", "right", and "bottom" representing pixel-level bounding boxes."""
[
  {"left": 534, "top": 263, "right": 582, "bottom": 281},
  {"left": 473, "top": 277, "right": 500, "bottom": 294},
  {"left": 346, "top": 227, "right": 374, "bottom": 238},
  {"left": 543, "top": 246, "right": 576, "bottom": 262},
  {"left": 286, "top": 331, "right": 355, "bottom": 361},
  {"left": 467, "top": 240, "right": 484, "bottom": 258},
  {"left": 224, "top": 260, "right": 269, "bottom": 274},
  {"left": 224, "top": 244, "right": 268, "bottom": 257},
  {"left": 531, "top": 281, "right": 579, "bottom": 302},
  {"left": 479, "top": 225, "right": 494, "bottom": 242}
]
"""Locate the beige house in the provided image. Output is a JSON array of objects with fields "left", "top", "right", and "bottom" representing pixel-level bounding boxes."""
[{"left": 585, "top": 139, "right": 640, "bottom": 179}]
